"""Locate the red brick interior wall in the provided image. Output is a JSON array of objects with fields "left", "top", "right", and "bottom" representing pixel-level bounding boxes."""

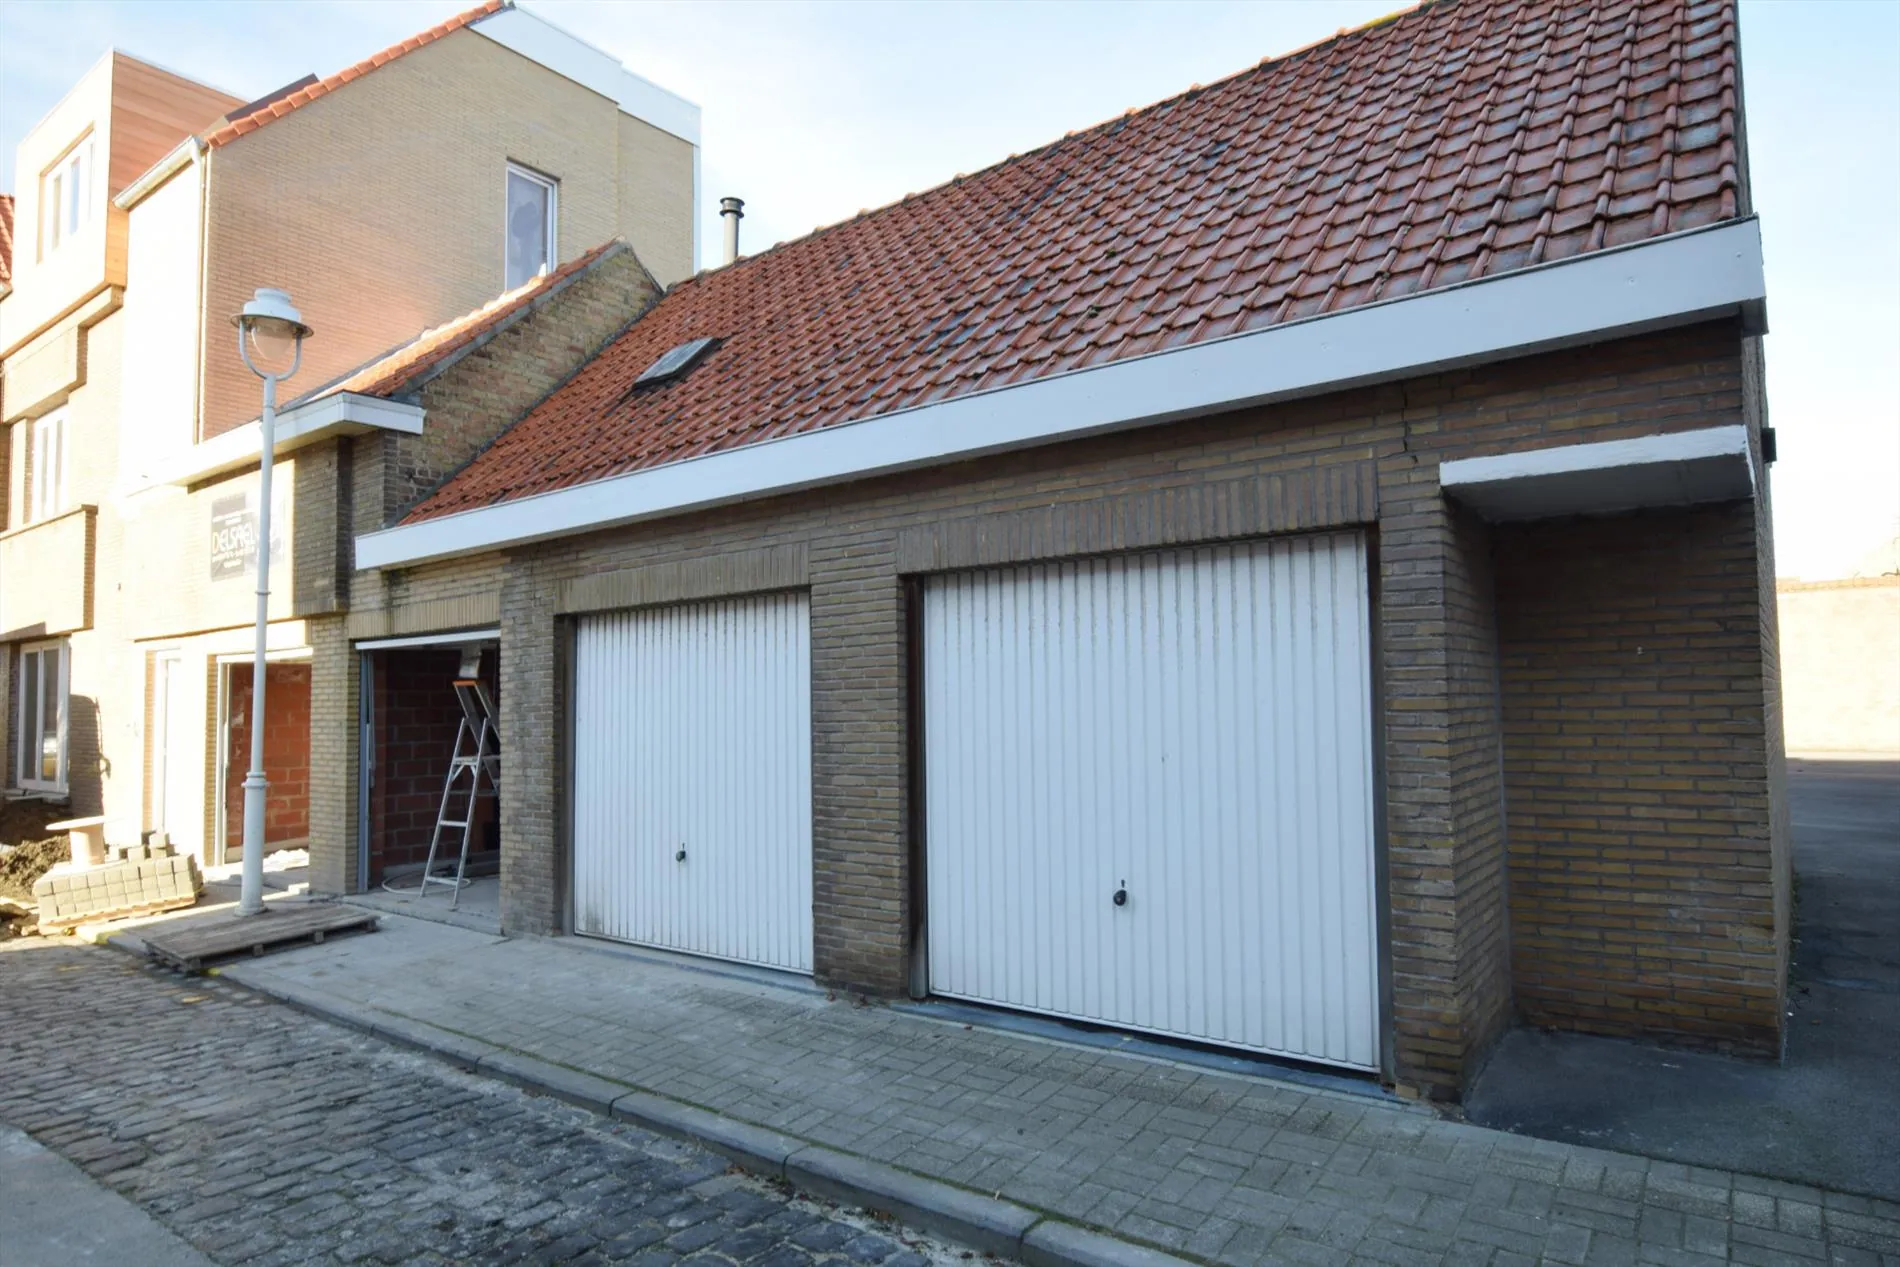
[
  {"left": 223, "top": 662, "right": 312, "bottom": 855},
  {"left": 368, "top": 648, "right": 498, "bottom": 882},
  {"left": 1496, "top": 503, "right": 1780, "bottom": 1054}
]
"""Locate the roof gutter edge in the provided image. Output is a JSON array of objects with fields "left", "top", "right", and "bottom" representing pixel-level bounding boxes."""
[
  {"left": 356, "top": 216, "right": 1767, "bottom": 572},
  {"left": 116, "top": 137, "right": 204, "bottom": 211}
]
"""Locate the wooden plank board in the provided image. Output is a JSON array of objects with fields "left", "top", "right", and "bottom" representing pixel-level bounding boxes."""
[{"left": 144, "top": 904, "right": 377, "bottom": 972}]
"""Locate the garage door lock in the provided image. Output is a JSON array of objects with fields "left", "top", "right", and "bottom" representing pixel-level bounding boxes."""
[
  {"left": 1112, "top": 885, "right": 1127, "bottom": 907},
  {"left": 676, "top": 845, "right": 687, "bottom": 862}
]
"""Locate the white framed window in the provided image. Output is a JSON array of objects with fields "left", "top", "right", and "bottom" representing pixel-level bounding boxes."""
[
  {"left": 504, "top": 163, "right": 557, "bottom": 290},
  {"left": 29, "top": 409, "right": 66, "bottom": 522},
  {"left": 16, "top": 641, "right": 69, "bottom": 793},
  {"left": 39, "top": 134, "right": 93, "bottom": 259}
]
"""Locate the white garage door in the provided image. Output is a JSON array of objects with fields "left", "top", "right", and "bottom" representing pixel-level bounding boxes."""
[
  {"left": 572, "top": 592, "right": 812, "bottom": 972},
  {"left": 922, "top": 533, "right": 1380, "bottom": 1070}
]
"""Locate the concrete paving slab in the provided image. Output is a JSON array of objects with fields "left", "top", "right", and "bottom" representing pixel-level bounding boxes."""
[
  {"left": 785, "top": 1144, "right": 1040, "bottom": 1257},
  {"left": 1468, "top": 759, "right": 1900, "bottom": 1200},
  {"left": 0, "top": 1125, "right": 215, "bottom": 1267},
  {"left": 478, "top": 1047, "right": 630, "bottom": 1115},
  {"left": 1022, "top": 1219, "right": 1197, "bottom": 1267},
  {"left": 161, "top": 870, "right": 1900, "bottom": 1263},
  {"left": 612, "top": 1090, "right": 804, "bottom": 1176}
]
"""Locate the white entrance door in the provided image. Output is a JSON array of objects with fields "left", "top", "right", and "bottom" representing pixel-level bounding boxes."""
[
  {"left": 571, "top": 592, "right": 813, "bottom": 972},
  {"left": 922, "top": 533, "right": 1380, "bottom": 1070}
]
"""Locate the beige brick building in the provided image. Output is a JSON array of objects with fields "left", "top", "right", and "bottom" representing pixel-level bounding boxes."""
[
  {"left": 310, "top": 0, "right": 1789, "bottom": 1100},
  {"left": 0, "top": 3, "right": 697, "bottom": 874},
  {"left": 5, "top": 0, "right": 1794, "bottom": 1105}
]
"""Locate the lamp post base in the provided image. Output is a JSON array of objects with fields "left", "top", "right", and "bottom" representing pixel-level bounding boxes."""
[{"left": 237, "top": 772, "right": 270, "bottom": 918}]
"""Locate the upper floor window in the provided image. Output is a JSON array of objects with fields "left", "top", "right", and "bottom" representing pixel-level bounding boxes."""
[
  {"left": 16, "top": 640, "right": 69, "bottom": 793},
  {"left": 39, "top": 135, "right": 94, "bottom": 259},
  {"left": 505, "top": 163, "right": 557, "bottom": 290},
  {"left": 29, "top": 409, "right": 67, "bottom": 522}
]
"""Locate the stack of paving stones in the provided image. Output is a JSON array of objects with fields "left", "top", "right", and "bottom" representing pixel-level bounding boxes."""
[
  {"left": 33, "top": 846, "right": 202, "bottom": 931},
  {"left": 0, "top": 942, "right": 949, "bottom": 1267}
]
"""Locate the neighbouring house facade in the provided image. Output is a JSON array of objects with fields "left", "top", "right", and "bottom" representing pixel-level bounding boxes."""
[
  {"left": 0, "top": 3, "right": 697, "bottom": 875},
  {"left": 299, "top": 0, "right": 1789, "bottom": 1101}
]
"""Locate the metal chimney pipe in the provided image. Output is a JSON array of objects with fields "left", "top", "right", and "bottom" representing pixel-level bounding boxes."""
[{"left": 720, "top": 197, "right": 745, "bottom": 265}]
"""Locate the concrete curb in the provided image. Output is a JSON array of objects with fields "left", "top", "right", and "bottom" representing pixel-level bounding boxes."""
[{"left": 186, "top": 953, "right": 1197, "bottom": 1267}]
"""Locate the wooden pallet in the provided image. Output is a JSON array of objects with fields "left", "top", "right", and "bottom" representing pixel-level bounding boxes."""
[{"left": 144, "top": 904, "right": 378, "bottom": 972}]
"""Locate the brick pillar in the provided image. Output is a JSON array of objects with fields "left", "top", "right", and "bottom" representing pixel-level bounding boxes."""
[
  {"left": 307, "top": 615, "right": 356, "bottom": 894},
  {"left": 499, "top": 567, "right": 563, "bottom": 935},
  {"left": 808, "top": 534, "right": 910, "bottom": 995},
  {"left": 1377, "top": 453, "right": 1512, "bottom": 1099}
]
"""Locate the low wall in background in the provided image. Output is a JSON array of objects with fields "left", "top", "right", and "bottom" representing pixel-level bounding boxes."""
[{"left": 1777, "top": 576, "right": 1900, "bottom": 755}]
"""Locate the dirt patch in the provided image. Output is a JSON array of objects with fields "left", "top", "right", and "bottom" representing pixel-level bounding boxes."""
[
  {"left": 0, "top": 798, "right": 62, "bottom": 848},
  {"left": 0, "top": 814, "right": 68, "bottom": 937},
  {"left": 0, "top": 835, "right": 66, "bottom": 904}
]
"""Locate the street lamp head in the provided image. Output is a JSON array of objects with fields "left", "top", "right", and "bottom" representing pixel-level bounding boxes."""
[{"left": 233, "top": 287, "right": 312, "bottom": 380}]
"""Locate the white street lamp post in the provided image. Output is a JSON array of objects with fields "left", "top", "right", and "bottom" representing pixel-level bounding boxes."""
[{"left": 233, "top": 288, "right": 311, "bottom": 918}]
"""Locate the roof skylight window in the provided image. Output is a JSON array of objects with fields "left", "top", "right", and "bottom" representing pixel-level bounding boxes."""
[{"left": 635, "top": 337, "right": 718, "bottom": 386}]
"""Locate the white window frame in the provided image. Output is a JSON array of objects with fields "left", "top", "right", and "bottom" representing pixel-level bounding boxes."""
[
  {"left": 503, "top": 162, "right": 558, "bottom": 290},
  {"left": 39, "top": 134, "right": 92, "bottom": 259},
  {"left": 29, "top": 409, "right": 66, "bottom": 522},
  {"left": 16, "top": 640, "right": 69, "bottom": 794}
]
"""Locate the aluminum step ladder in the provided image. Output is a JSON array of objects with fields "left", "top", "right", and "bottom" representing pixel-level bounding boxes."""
[{"left": 415, "top": 668, "right": 500, "bottom": 909}]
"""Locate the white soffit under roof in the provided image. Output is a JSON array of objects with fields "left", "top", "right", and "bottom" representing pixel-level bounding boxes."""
[
  {"left": 353, "top": 628, "right": 501, "bottom": 651},
  {"left": 472, "top": 6, "right": 701, "bottom": 146},
  {"left": 1440, "top": 425, "right": 1755, "bottom": 521},
  {"left": 355, "top": 217, "right": 1769, "bottom": 571},
  {"left": 151, "top": 393, "right": 423, "bottom": 488}
]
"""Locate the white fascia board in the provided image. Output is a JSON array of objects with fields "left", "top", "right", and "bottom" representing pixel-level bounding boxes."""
[
  {"left": 471, "top": 7, "right": 701, "bottom": 147},
  {"left": 1440, "top": 424, "right": 1751, "bottom": 488},
  {"left": 157, "top": 393, "right": 424, "bottom": 487},
  {"left": 115, "top": 137, "right": 202, "bottom": 211},
  {"left": 354, "top": 627, "right": 500, "bottom": 651},
  {"left": 356, "top": 217, "right": 1768, "bottom": 571},
  {"left": 1440, "top": 424, "right": 1754, "bottom": 521}
]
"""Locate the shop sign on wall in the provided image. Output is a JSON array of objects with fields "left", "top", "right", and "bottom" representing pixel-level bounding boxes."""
[{"left": 208, "top": 482, "right": 288, "bottom": 581}]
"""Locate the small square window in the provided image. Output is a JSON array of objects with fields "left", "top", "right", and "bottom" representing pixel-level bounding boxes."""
[{"left": 505, "top": 164, "right": 557, "bottom": 290}]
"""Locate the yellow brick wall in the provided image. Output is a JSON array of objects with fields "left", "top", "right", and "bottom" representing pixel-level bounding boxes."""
[{"left": 198, "top": 26, "right": 694, "bottom": 442}]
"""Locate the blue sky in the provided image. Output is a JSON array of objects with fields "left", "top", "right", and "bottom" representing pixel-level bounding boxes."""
[{"left": 2, "top": 1, "right": 1895, "bottom": 579}]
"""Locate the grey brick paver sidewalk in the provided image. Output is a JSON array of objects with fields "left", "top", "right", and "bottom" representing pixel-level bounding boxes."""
[{"left": 221, "top": 914, "right": 1900, "bottom": 1267}]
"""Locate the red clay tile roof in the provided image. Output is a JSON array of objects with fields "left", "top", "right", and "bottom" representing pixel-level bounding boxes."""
[
  {"left": 0, "top": 194, "right": 14, "bottom": 290},
  {"left": 203, "top": 0, "right": 505, "bottom": 148},
  {"left": 408, "top": 0, "right": 1746, "bottom": 523},
  {"left": 307, "top": 240, "right": 626, "bottom": 402}
]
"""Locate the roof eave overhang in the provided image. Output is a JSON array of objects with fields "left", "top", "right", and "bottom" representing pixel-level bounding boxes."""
[
  {"left": 356, "top": 216, "right": 1768, "bottom": 572},
  {"left": 1440, "top": 424, "right": 1755, "bottom": 521},
  {"left": 116, "top": 137, "right": 204, "bottom": 211},
  {"left": 153, "top": 392, "right": 423, "bottom": 488}
]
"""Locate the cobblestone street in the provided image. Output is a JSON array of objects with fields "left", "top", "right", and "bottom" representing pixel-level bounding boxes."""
[{"left": 0, "top": 941, "right": 960, "bottom": 1267}]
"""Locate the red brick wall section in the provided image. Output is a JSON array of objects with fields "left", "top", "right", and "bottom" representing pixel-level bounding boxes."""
[
  {"left": 223, "top": 663, "right": 312, "bottom": 851},
  {"left": 1495, "top": 503, "right": 1780, "bottom": 1052},
  {"left": 368, "top": 648, "right": 497, "bottom": 882}
]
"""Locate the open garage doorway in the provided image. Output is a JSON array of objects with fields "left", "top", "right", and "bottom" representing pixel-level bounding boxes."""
[{"left": 355, "top": 631, "right": 501, "bottom": 930}]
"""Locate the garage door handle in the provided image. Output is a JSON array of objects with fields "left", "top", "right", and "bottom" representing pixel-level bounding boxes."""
[
  {"left": 676, "top": 846, "right": 687, "bottom": 862},
  {"left": 1112, "top": 887, "right": 1127, "bottom": 907}
]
